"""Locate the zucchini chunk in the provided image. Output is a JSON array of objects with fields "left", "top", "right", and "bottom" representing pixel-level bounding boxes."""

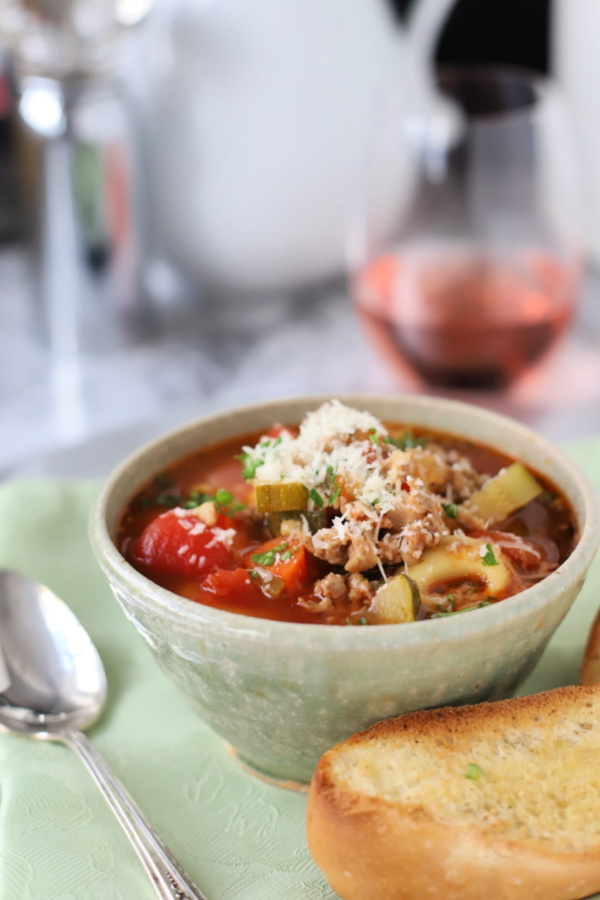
[
  {"left": 256, "top": 482, "right": 308, "bottom": 514},
  {"left": 370, "top": 574, "right": 421, "bottom": 624},
  {"left": 461, "top": 462, "right": 542, "bottom": 525},
  {"left": 406, "top": 536, "right": 512, "bottom": 606}
]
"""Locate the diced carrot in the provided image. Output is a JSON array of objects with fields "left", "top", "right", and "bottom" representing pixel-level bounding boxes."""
[{"left": 243, "top": 537, "right": 309, "bottom": 592}]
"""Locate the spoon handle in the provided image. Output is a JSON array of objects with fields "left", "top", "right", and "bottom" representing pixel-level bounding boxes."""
[{"left": 61, "top": 728, "right": 209, "bottom": 900}]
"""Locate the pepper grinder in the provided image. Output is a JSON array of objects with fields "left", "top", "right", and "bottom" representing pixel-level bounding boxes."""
[{"left": 1, "top": 0, "right": 152, "bottom": 355}]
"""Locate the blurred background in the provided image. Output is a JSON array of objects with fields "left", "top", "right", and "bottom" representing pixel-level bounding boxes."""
[{"left": 1, "top": 0, "right": 599, "bottom": 478}]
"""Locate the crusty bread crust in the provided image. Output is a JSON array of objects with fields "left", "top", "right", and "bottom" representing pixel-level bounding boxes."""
[
  {"left": 582, "top": 609, "right": 600, "bottom": 685},
  {"left": 307, "top": 684, "right": 600, "bottom": 900}
]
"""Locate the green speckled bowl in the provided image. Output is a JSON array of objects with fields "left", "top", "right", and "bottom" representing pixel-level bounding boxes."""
[{"left": 90, "top": 395, "right": 600, "bottom": 783}]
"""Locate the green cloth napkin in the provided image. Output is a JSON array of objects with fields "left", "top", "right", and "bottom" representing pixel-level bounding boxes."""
[{"left": 1, "top": 437, "right": 600, "bottom": 900}]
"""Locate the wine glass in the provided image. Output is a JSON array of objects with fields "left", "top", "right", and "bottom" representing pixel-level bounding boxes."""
[{"left": 351, "top": 67, "right": 582, "bottom": 390}]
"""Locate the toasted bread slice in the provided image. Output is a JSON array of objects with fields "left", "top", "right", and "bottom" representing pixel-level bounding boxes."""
[
  {"left": 582, "top": 609, "right": 600, "bottom": 685},
  {"left": 307, "top": 684, "right": 600, "bottom": 900}
]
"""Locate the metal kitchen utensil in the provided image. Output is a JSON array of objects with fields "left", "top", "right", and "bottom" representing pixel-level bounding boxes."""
[{"left": 0, "top": 569, "right": 208, "bottom": 900}]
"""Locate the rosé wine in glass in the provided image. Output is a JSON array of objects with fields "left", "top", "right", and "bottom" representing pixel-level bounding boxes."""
[
  {"left": 354, "top": 245, "right": 579, "bottom": 389},
  {"left": 352, "top": 68, "right": 581, "bottom": 390}
]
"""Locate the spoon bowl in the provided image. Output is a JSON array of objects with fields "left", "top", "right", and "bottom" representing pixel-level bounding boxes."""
[
  {"left": 0, "top": 569, "right": 208, "bottom": 900},
  {"left": 0, "top": 570, "right": 105, "bottom": 735}
]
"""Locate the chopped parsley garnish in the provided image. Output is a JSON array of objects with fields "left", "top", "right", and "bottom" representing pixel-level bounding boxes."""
[
  {"left": 383, "top": 431, "right": 429, "bottom": 451},
  {"left": 279, "top": 549, "right": 293, "bottom": 562},
  {"left": 404, "top": 432, "right": 428, "bottom": 449},
  {"left": 346, "top": 616, "right": 369, "bottom": 626},
  {"left": 182, "top": 489, "right": 214, "bottom": 508},
  {"left": 481, "top": 543, "right": 499, "bottom": 566},
  {"left": 368, "top": 429, "right": 380, "bottom": 446},
  {"left": 447, "top": 594, "right": 455, "bottom": 608},
  {"left": 441, "top": 502, "right": 458, "bottom": 519},
  {"left": 174, "top": 487, "right": 245, "bottom": 515},
  {"left": 251, "top": 542, "right": 289, "bottom": 566},
  {"left": 465, "top": 763, "right": 486, "bottom": 781},
  {"left": 309, "top": 488, "right": 324, "bottom": 508},
  {"left": 329, "top": 478, "right": 342, "bottom": 506},
  {"left": 214, "top": 488, "right": 245, "bottom": 517},
  {"left": 358, "top": 617, "right": 368, "bottom": 626},
  {"left": 248, "top": 570, "right": 259, "bottom": 580},
  {"left": 236, "top": 451, "right": 264, "bottom": 481}
]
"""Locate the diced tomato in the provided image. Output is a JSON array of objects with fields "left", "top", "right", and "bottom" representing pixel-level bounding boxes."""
[
  {"left": 131, "top": 509, "right": 231, "bottom": 578},
  {"left": 201, "top": 568, "right": 258, "bottom": 604},
  {"left": 266, "top": 424, "right": 298, "bottom": 440},
  {"left": 215, "top": 511, "right": 240, "bottom": 530},
  {"left": 243, "top": 537, "right": 309, "bottom": 592}
]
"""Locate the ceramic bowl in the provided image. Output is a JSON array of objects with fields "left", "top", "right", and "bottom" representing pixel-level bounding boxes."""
[{"left": 89, "top": 395, "right": 600, "bottom": 784}]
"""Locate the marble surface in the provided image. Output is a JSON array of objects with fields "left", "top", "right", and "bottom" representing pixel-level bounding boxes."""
[{"left": 2, "top": 245, "right": 600, "bottom": 479}]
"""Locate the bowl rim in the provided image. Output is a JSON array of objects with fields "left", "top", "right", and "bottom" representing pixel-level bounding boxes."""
[{"left": 90, "top": 393, "right": 600, "bottom": 648}]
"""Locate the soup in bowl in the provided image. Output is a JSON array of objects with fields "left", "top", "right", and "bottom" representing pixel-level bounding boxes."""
[{"left": 90, "top": 396, "right": 600, "bottom": 783}]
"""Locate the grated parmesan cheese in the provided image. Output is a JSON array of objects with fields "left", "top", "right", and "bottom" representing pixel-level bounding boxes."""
[{"left": 243, "top": 400, "right": 398, "bottom": 511}]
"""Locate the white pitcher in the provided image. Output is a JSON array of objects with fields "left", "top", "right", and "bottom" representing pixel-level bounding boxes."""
[{"left": 124, "top": 0, "right": 456, "bottom": 292}]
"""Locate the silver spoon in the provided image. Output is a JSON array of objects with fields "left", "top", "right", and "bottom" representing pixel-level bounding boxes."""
[{"left": 0, "top": 569, "right": 208, "bottom": 900}]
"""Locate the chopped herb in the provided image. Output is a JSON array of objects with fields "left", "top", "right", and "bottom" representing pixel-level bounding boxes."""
[
  {"left": 383, "top": 431, "right": 429, "bottom": 451},
  {"left": 481, "top": 543, "right": 499, "bottom": 566},
  {"left": 279, "top": 549, "right": 294, "bottom": 562},
  {"left": 447, "top": 594, "right": 455, "bottom": 608},
  {"left": 271, "top": 436, "right": 282, "bottom": 449},
  {"left": 330, "top": 478, "right": 342, "bottom": 506},
  {"left": 248, "top": 570, "right": 259, "bottom": 580},
  {"left": 251, "top": 542, "right": 288, "bottom": 566},
  {"left": 190, "top": 489, "right": 213, "bottom": 503},
  {"left": 213, "top": 488, "right": 245, "bottom": 517},
  {"left": 251, "top": 550, "right": 276, "bottom": 566},
  {"left": 154, "top": 472, "right": 173, "bottom": 489},
  {"left": 236, "top": 451, "right": 264, "bottom": 481},
  {"left": 465, "top": 762, "right": 486, "bottom": 781},
  {"left": 224, "top": 501, "right": 245, "bottom": 516},
  {"left": 404, "top": 431, "right": 428, "bottom": 450},
  {"left": 309, "top": 488, "right": 324, "bottom": 508},
  {"left": 347, "top": 616, "right": 369, "bottom": 626},
  {"left": 442, "top": 502, "right": 458, "bottom": 519},
  {"left": 371, "top": 498, "right": 380, "bottom": 506},
  {"left": 382, "top": 435, "right": 403, "bottom": 449},
  {"left": 368, "top": 429, "right": 380, "bottom": 446},
  {"left": 432, "top": 601, "right": 491, "bottom": 618},
  {"left": 358, "top": 617, "right": 368, "bottom": 626}
]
